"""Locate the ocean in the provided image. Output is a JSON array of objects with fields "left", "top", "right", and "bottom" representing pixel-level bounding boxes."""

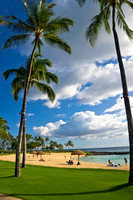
[
  {"left": 79, "top": 146, "right": 130, "bottom": 165},
  {"left": 79, "top": 146, "right": 129, "bottom": 153}
]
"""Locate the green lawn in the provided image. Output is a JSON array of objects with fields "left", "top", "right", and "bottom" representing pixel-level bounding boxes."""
[{"left": 0, "top": 160, "right": 133, "bottom": 200}]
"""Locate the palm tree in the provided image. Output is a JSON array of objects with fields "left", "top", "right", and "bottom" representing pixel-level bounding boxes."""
[
  {"left": 45, "top": 136, "right": 50, "bottom": 149},
  {"left": 2, "top": 0, "right": 74, "bottom": 177},
  {"left": 77, "top": 0, "right": 133, "bottom": 184},
  {"left": 0, "top": 16, "right": 3, "bottom": 23},
  {"left": 0, "top": 117, "right": 10, "bottom": 150},
  {"left": 3, "top": 52, "right": 58, "bottom": 169},
  {"left": 0, "top": 117, "right": 10, "bottom": 135},
  {"left": 65, "top": 140, "right": 74, "bottom": 150}
]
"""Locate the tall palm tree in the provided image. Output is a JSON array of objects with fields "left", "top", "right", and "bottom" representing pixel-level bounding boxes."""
[
  {"left": 2, "top": 0, "right": 74, "bottom": 177},
  {"left": 65, "top": 140, "right": 74, "bottom": 150},
  {"left": 4, "top": 52, "right": 58, "bottom": 169},
  {"left": 77, "top": 0, "right": 133, "bottom": 184}
]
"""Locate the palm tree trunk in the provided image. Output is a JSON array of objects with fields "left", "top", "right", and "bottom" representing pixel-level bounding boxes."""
[
  {"left": 22, "top": 116, "right": 26, "bottom": 168},
  {"left": 112, "top": 2, "right": 133, "bottom": 185},
  {"left": 15, "top": 37, "right": 39, "bottom": 177}
]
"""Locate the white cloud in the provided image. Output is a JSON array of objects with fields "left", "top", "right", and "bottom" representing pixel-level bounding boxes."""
[
  {"left": 28, "top": 56, "right": 133, "bottom": 108},
  {"left": 44, "top": 99, "right": 61, "bottom": 109},
  {"left": 16, "top": 123, "right": 20, "bottom": 128},
  {"left": 33, "top": 120, "right": 66, "bottom": 137},
  {"left": 33, "top": 110, "right": 128, "bottom": 140},
  {"left": 56, "top": 113, "right": 66, "bottom": 118},
  {"left": 27, "top": 113, "right": 34, "bottom": 117},
  {"left": 104, "top": 96, "right": 133, "bottom": 114}
]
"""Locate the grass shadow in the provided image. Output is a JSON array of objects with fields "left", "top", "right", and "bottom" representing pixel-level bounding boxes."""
[
  {"left": 0, "top": 175, "right": 15, "bottom": 179},
  {"left": 9, "top": 183, "right": 130, "bottom": 198}
]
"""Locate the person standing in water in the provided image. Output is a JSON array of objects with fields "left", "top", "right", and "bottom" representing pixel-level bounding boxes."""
[{"left": 124, "top": 158, "right": 127, "bottom": 165}]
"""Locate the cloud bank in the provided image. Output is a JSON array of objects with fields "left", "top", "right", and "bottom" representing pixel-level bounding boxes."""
[{"left": 33, "top": 109, "right": 128, "bottom": 140}]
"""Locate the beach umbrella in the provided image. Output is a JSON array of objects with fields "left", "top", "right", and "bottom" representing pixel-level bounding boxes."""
[
  {"left": 30, "top": 151, "right": 37, "bottom": 158},
  {"left": 37, "top": 151, "right": 45, "bottom": 159},
  {"left": 71, "top": 150, "right": 86, "bottom": 165}
]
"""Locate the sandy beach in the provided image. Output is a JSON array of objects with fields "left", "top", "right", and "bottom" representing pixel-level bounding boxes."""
[{"left": 0, "top": 153, "right": 129, "bottom": 171}]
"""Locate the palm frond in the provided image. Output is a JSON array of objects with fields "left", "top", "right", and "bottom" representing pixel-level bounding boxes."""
[
  {"left": 23, "top": 0, "right": 32, "bottom": 17},
  {"left": 44, "top": 34, "right": 72, "bottom": 54},
  {"left": 102, "top": 6, "right": 111, "bottom": 34},
  {"left": 33, "top": 80, "right": 56, "bottom": 102},
  {"left": 45, "top": 72, "right": 59, "bottom": 84},
  {"left": 85, "top": 12, "right": 104, "bottom": 47},
  {"left": 11, "top": 77, "right": 25, "bottom": 90},
  {"left": 123, "top": 0, "right": 133, "bottom": 9},
  {"left": 3, "top": 69, "right": 18, "bottom": 80},
  {"left": 16, "top": 67, "right": 27, "bottom": 77},
  {"left": 12, "top": 82, "right": 25, "bottom": 101},
  {"left": 116, "top": 3, "right": 125, "bottom": 18},
  {"left": 41, "top": 59, "right": 52, "bottom": 67},
  {"left": 0, "top": 117, "right": 9, "bottom": 131},
  {"left": 35, "top": 58, "right": 52, "bottom": 68},
  {"left": 5, "top": 15, "right": 32, "bottom": 32},
  {"left": 46, "top": 17, "right": 74, "bottom": 34},
  {"left": 117, "top": 8, "right": 133, "bottom": 40},
  {"left": 23, "top": 0, "right": 37, "bottom": 28},
  {"left": 34, "top": 51, "right": 43, "bottom": 58},
  {"left": 3, "top": 34, "right": 30, "bottom": 49}
]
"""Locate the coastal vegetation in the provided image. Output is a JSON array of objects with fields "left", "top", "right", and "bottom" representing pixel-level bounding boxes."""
[
  {"left": 0, "top": 134, "right": 67, "bottom": 153},
  {"left": 1, "top": 0, "right": 74, "bottom": 177},
  {"left": 0, "top": 160, "right": 132, "bottom": 200},
  {"left": 0, "top": 132, "right": 76, "bottom": 156},
  {"left": 76, "top": 0, "right": 133, "bottom": 185}
]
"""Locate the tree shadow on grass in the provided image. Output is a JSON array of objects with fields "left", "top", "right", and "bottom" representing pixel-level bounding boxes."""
[
  {"left": 9, "top": 183, "right": 130, "bottom": 198},
  {"left": 0, "top": 175, "right": 15, "bottom": 179}
]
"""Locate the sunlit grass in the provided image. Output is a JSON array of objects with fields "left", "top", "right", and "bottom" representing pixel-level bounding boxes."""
[{"left": 0, "top": 160, "right": 133, "bottom": 200}]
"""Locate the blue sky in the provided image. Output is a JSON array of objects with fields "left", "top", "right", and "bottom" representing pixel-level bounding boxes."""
[{"left": 1, "top": 0, "right": 133, "bottom": 149}]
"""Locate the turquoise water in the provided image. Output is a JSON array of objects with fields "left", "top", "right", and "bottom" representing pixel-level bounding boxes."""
[{"left": 81, "top": 154, "right": 129, "bottom": 165}]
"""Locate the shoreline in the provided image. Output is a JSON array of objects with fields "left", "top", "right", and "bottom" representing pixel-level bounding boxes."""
[{"left": 0, "top": 152, "right": 129, "bottom": 171}]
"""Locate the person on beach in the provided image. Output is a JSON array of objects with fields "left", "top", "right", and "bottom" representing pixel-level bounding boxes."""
[
  {"left": 107, "top": 160, "right": 113, "bottom": 167},
  {"left": 124, "top": 158, "right": 127, "bottom": 165},
  {"left": 108, "top": 160, "right": 112, "bottom": 165}
]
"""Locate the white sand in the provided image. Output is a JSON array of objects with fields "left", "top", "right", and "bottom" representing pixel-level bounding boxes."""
[{"left": 0, "top": 153, "right": 129, "bottom": 171}]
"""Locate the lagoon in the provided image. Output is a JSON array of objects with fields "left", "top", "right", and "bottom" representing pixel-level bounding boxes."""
[{"left": 81, "top": 154, "right": 129, "bottom": 165}]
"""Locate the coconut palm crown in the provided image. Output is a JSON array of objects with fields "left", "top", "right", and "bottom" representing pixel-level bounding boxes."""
[
  {"left": 3, "top": 52, "right": 58, "bottom": 168},
  {"left": 3, "top": 52, "right": 58, "bottom": 102},
  {"left": 86, "top": 0, "right": 133, "bottom": 47},
  {"left": 2, "top": 0, "right": 74, "bottom": 54}
]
